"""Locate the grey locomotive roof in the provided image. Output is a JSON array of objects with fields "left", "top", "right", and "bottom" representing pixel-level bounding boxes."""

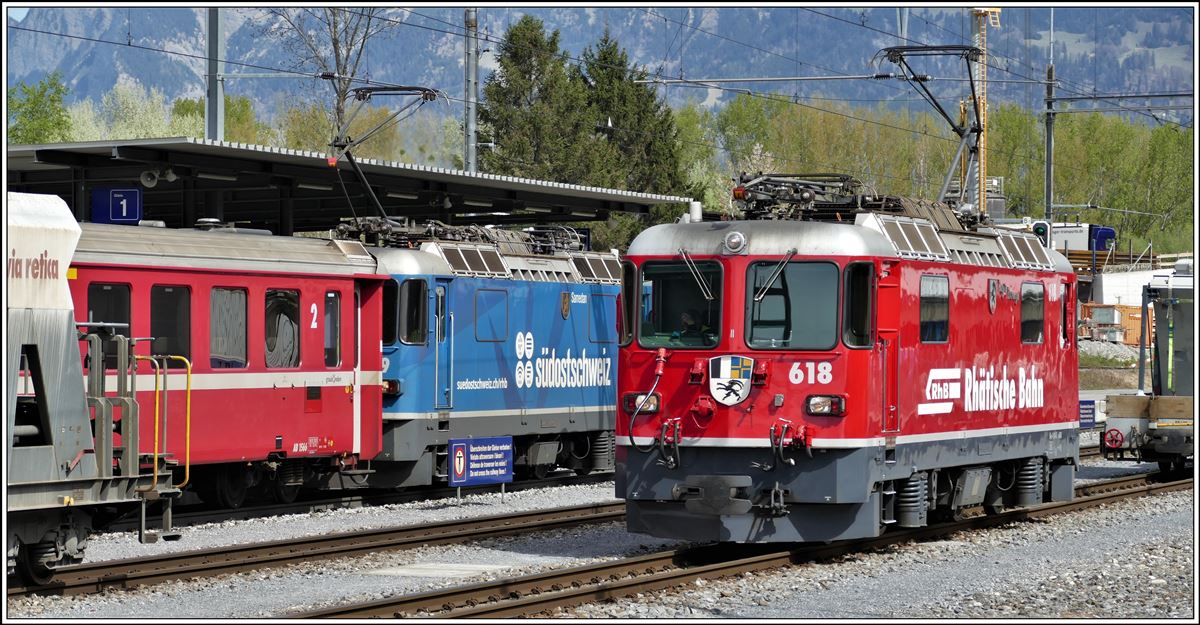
[
  {"left": 628, "top": 220, "right": 899, "bottom": 258},
  {"left": 370, "top": 246, "right": 454, "bottom": 276},
  {"left": 630, "top": 219, "right": 1074, "bottom": 275},
  {"left": 75, "top": 223, "right": 378, "bottom": 275}
]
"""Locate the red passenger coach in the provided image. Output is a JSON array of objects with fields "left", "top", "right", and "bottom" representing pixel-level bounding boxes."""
[
  {"left": 69, "top": 222, "right": 384, "bottom": 507},
  {"left": 617, "top": 176, "right": 1079, "bottom": 543}
]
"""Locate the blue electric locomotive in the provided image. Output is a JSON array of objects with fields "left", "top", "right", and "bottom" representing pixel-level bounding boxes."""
[{"left": 364, "top": 225, "right": 621, "bottom": 487}]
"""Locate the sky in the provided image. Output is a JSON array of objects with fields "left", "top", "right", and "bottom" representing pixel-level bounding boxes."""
[{"left": 9, "top": 8, "right": 28, "bottom": 21}]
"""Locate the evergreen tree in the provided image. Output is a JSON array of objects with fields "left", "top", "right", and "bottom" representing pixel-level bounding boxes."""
[
  {"left": 580, "top": 31, "right": 683, "bottom": 194},
  {"left": 480, "top": 20, "right": 691, "bottom": 250},
  {"left": 576, "top": 31, "right": 689, "bottom": 250},
  {"left": 479, "top": 15, "right": 599, "bottom": 183}
]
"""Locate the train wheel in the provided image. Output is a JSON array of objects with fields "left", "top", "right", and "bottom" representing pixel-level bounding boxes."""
[
  {"left": 532, "top": 464, "right": 550, "bottom": 480},
  {"left": 271, "top": 479, "right": 301, "bottom": 504},
  {"left": 16, "top": 544, "right": 55, "bottom": 586},
  {"left": 1158, "top": 459, "right": 1184, "bottom": 474},
  {"left": 983, "top": 502, "right": 1008, "bottom": 516},
  {"left": 215, "top": 466, "right": 249, "bottom": 509}
]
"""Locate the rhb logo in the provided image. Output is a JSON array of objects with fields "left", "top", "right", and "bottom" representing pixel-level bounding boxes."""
[{"left": 918, "top": 365, "right": 1045, "bottom": 416}]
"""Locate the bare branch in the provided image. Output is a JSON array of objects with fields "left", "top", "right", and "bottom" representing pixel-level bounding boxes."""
[{"left": 263, "top": 7, "right": 397, "bottom": 128}]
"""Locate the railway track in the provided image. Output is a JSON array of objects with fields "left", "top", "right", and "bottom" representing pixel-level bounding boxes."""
[
  {"left": 106, "top": 471, "right": 615, "bottom": 533},
  {"left": 9, "top": 466, "right": 1161, "bottom": 603},
  {"left": 7, "top": 502, "right": 624, "bottom": 598},
  {"left": 293, "top": 474, "right": 1192, "bottom": 618}
]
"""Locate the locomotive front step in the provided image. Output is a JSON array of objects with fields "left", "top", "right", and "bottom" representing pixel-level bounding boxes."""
[{"left": 672, "top": 475, "right": 753, "bottom": 515}]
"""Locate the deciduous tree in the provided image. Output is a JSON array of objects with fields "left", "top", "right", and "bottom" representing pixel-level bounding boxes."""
[
  {"left": 7, "top": 71, "right": 71, "bottom": 144},
  {"left": 260, "top": 8, "right": 396, "bottom": 131}
]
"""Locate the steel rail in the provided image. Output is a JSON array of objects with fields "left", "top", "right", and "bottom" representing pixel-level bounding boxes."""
[
  {"left": 106, "top": 471, "right": 615, "bottom": 533},
  {"left": 8, "top": 502, "right": 624, "bottom": 598},
  {"left": 295, "top": 475, "right": 1190, "bottom": 618}
]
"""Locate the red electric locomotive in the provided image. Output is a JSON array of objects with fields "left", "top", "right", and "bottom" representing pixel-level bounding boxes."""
[
  {"left": 69, "top": 221, "right": 384, "bottom": 508},
  {"left": 617, "top": 175, "right": 1079, "bottom": 543}
]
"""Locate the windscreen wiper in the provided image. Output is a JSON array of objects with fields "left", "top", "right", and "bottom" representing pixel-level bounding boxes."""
[
  {"left": 754, "top": 248, "right": 797, "bottom": 302},
  {"left": 678, "top": 248, "right": 714, "bottom": 301}
]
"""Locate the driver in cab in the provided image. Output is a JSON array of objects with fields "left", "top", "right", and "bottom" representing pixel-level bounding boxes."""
[{"left": 672, "top": 309, "right": 711, "bottom": 341}]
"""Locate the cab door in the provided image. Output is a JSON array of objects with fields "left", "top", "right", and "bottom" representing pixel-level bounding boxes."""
[
  {"left": 433, "top": 279, "right": 454, "bottom": 410},
  {"left": 876, "top": 261, "right": 901, "bottom": 435}
]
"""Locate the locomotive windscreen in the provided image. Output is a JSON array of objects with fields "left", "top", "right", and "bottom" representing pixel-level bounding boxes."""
[
  {"left": 746, "top": 261, "right": 839, "bottom": 350},
  {"left": 637, "top": 261, "right": 721, "bottom": 348}
]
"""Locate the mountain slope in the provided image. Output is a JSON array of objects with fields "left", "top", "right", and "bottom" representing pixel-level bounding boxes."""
[{"left": 6, "top": 7, "right": 1193, "bottom": 124}]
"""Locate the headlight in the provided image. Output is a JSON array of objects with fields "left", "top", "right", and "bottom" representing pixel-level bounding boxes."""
[
  {"left": 723, "top": 230, "right": 746, "bottom": 254},
  {"left": 806, "top": 395, "right": 845, "bottom": 416},
  {"left": 623, "top": 392, "right": 660, "bottom": 414},
  {"left": 383, "top": 379, "right": 403, "bottom": 396}
]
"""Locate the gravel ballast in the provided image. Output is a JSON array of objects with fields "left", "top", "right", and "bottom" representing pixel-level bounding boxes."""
[
  {"left": 561, "top": 488, "right": 1194, "bottom": 619},
  {"left": 6, "top": 452, "right": 1188, "bottom": 619},
  {"left": 1078, "top": 339, "right": 1141, "bottom": 364},
  {"left": 7, "top": 480, "right": 678, "bottom": 619},
  {"left": 79, "top": 481, "right": 620, "bottom": 563}
]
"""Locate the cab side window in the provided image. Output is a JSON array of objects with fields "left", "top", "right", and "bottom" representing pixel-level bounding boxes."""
[
  {"left": 919, "top": 275, "right": 949, "bottom": 343},
  {"left": 1021, "top": 282, "right": 1045, "bottom": 344}
]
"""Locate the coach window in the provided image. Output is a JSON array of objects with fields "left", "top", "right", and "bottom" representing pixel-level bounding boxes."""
[
  {"left": 265, "top": 289, "right": 300, "bottom": 368},
  {"left": 210, "top": 288, "right": 247, "bottom": 368},
  {"left": 151, "top": 285, "right": 191, "bottom": 367},
  {"left": 87, "top": 283, "right": 130, "bottom": 369},
  {"left": 638, "top": 260, "right": 721, "bottom": 349},
  {"left": 399, "top": 279, "right": 428, "bottom": 345},
  {"left": 919, "top": 275, "right": 949, "bottom": 343},
  {"left": 843, "top": 262, "right": 874, "bottom": 348},
  {"left": 324, "top": 291, "right": 341, "bottom": 367},
  {"left": 1021, "top": 282, "right": 1045, "bottom": 344},
  {"left": 746, "top": 261, "right": 839, "bottom": 350},
  {"left": 618, "top": 261, "right": 636, "bottom": 345}
]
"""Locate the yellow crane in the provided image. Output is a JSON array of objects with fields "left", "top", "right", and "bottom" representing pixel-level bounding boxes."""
[{"left": 973, "top": 8, "right": 1001, "bottom": 217}]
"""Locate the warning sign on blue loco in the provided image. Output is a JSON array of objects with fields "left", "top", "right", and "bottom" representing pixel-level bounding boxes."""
[
  {"left": 448, "top": 436, "right": 514, "bottom": 487},
  {"left": 1079, "top": 400, "right": 1096, "bottom": 429}
]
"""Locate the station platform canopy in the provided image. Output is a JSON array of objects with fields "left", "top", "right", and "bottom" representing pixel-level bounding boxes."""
[{"left": 6, "top": 138, "right": 690, "bottom": 234}]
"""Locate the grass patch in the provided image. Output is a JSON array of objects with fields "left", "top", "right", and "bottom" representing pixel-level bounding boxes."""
[{"left": 1079, "top": 353, "right": 1136, "bottom": 368}]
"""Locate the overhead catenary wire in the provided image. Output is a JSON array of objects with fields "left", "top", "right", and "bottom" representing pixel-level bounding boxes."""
[
  {"left": 5, "top": 15, "right": 1061, "bottom": 185},
  {"left": 814, "top": 7, "right": 1193, "bottom": 128},
  {"left": 5, "top": 16, "right": 1053, "bottom": 184},
  {"left": 336, "top": 5, "right": 1136, "bottom": 183},
  {"left": 797, "top": 5, "right": 1193, "bottom": 182},
  {"left": 635, "top": 7, "right": 910, "bottom": 95},
  {"left": 10, "top": 11, "right": 1157, "bottom": 187}
]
